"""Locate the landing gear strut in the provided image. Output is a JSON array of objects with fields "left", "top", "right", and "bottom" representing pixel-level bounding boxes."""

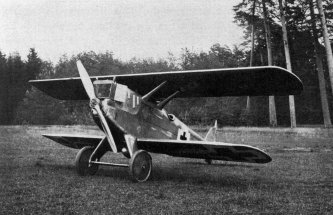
[{"left": 75, "top": 146, "right": 152, "bottom": 182}]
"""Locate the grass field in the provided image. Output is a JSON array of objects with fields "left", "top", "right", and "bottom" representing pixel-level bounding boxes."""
[{"left": 0, "top": 126, "right": 332, "bottom": 214}]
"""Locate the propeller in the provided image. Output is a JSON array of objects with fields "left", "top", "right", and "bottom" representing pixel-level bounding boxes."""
[{"left": 76, "top": 60, "right": 117, "bottom": 153}]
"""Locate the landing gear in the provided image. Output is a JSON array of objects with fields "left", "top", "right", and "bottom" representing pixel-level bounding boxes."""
[
  {"left": 75, "top": 146, "right": 99, "bottom": 176},
  {"left": 205, "top": 159, "right": 212, "bottom": 165},
  {"left": 75, "top": 146, "right": 152, "bottom": 182},
  {"left": 129, "top": 150, "right": 152, "bottom": 182}
]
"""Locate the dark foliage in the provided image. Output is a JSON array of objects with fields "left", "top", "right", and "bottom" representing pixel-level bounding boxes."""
[
  {"left": 233, "top": 0, "right": 333, "bottom": 125},
  {"left": 13, "top": 51, "right": 179, "bottom": 125},
  {"left": 0, "top": 49, "right": 42, "bottom": 124}
]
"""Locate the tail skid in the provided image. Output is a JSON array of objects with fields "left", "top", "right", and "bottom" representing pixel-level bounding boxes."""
[{"left": 204, "top": 120, "right": 218, "bottom": 142}]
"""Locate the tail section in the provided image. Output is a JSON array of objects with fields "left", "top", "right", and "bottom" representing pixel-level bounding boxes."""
[{"left": 204, "top": 120, "right": 218, "bottom": 142}]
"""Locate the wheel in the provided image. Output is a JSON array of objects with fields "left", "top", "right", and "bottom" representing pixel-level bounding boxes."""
[
  {"left": 129, "top": 150, "right": 152, "bottom": 182},
  {"left": 75, "top": 146, "right": 99, "bottom": 176},
  {"left": 205, "top": 159, "right": 212, "bottom": 165}
]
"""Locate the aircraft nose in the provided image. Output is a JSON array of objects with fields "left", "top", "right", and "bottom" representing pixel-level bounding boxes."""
[{"left": 101, "top": 99, "right": 116, "bottom": 119}]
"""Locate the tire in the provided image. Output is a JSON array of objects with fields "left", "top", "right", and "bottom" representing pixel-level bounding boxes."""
[
  {"left": 75, "top": 146, "right": 99, "bottom": 176},
  {"left": 129, "top": 150, "right": 152, "bottom": 182}
]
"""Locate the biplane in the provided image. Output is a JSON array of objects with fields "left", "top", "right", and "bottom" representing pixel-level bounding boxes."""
[{"left": 29, "top": 61, "right": 303, "bottom": 182}]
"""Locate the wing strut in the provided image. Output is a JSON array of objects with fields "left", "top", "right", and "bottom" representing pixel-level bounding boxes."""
[
  {"left": 157, "top": 90, "right": 180, "bottom": 109},
  {"left": 142, "top": 81, "right": 167, "bottom": 102}
]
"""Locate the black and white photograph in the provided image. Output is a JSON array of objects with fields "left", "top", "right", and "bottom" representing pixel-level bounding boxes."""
[{"left": 0, "top": 0, "right": 332, "bottom": 214}]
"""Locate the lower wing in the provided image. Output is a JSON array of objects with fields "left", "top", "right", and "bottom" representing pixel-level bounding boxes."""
[
  {"left": 43, "top": 134, "right": 103, "bottom": 149},
  {"left": 137, "top": 139, "right": 271, "bottom": 164},
  {"left": 43, "top": 134, "right": 271, "bottom": 163}
]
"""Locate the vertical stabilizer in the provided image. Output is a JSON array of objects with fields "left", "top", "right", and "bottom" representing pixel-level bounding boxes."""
[{"left": 204, "top": 120, "right": 218, "bottom": 142}]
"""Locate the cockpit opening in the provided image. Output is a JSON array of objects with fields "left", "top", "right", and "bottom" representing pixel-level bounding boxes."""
[
  {"left": 93, "top": 80, "right": 113, "bottom": 99},
  {"left": 93, "top": 80, "right": 141, "bottom": 115},
  {"left": 93, "top": 80, "right": 127, "bottom": 103}
]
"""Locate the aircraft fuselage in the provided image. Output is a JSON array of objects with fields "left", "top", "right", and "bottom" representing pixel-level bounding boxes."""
[{"left": 93, "top": 81, "right": 203, "bottom": 150}]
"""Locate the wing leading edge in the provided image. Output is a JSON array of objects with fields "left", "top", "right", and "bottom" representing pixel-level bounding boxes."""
[
  {"left": 30, "top": 66, "right": 303, "bottom": 100},
  {"left": 137, "top": 138, "right": 272, "bottom": 164},
  {"left": 42, "top": 134, "right": 104, "bottom": 149}
]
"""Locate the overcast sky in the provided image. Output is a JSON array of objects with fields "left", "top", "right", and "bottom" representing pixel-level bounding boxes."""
[{"left": 0, "top": 0, "right": 244, "bottom": 63}]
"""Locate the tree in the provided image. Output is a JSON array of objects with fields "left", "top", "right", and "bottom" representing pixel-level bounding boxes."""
[
  {"left": 309, "top": 0, "right": 332, "bottom": 127},
  {"left": 0, "top": 49, "right": 43, "bottom": 124},
  {"left": 0, "top": 52, "right": 9, "bottom": 123},
  {"left": 26, "top": 48, "right": 42, "bottom": 89},
  {"left": 3, "top": 53, "right": 26, "bottom": 124},
  {"left": 174, "top": 44, "right": 252, "bottom": 125},
  {"left": 263, "top": 0, "right": 278, "bottom": 127},
  {"left": 279, "top": 0, "right": 297, "bottom": 128},
  {"left": 15, "top": 50, "right": 180, "bottom": 125},
  {"left": 233, "top": 0, "right": 333, "bottom": 126},
  {"left": 246, "top": 0, "right": 257, "bottom": 112},
  {"left": 317, "top": 0, "right": 333, "bottom": 96}
]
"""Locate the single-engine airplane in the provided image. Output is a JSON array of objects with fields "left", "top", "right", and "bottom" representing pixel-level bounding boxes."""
[{"left": 30, "top": 61, "right": 303, "bottom": 182}]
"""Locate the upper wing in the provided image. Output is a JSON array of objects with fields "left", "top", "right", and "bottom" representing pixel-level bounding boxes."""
[
  {"left": 29, "top": 66, "right": 303, "bottom": 100},
  {"left": 136, "top": 138, "right": 271, "bottom": 164},
  {"left": 42, "top": 134, "right": 104, "bottom": 149}
]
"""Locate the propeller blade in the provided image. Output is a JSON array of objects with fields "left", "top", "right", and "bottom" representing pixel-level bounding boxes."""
[
  {"left": 76, "top": 60, "right": 96, "bottom": 100},
  {"left": 76, "top": 60, "right": 118, "bottom": 153},
  {"left": 93, "top": 105, "right": 118, "bottom": 153}
]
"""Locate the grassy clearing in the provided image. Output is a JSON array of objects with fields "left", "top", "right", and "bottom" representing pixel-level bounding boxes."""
[{"left": 0, "top": 126, "right": 332, "bottom": 214}]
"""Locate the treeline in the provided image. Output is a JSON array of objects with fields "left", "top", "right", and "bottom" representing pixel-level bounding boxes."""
[
  {"left": 233, "top": 0, "right": 333, "bottom": 126},
  {"left": 12, "top": 47, "right": 252, "bottom": 126},
  {"left": 1, "top": 0, "right": 333, "bottom": 126},
  {"left": 0, "top": 49, "right": 42, "bottom": 124},
  {"left": 7, "top": 43, "right": 332, "bottom": 126}
]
